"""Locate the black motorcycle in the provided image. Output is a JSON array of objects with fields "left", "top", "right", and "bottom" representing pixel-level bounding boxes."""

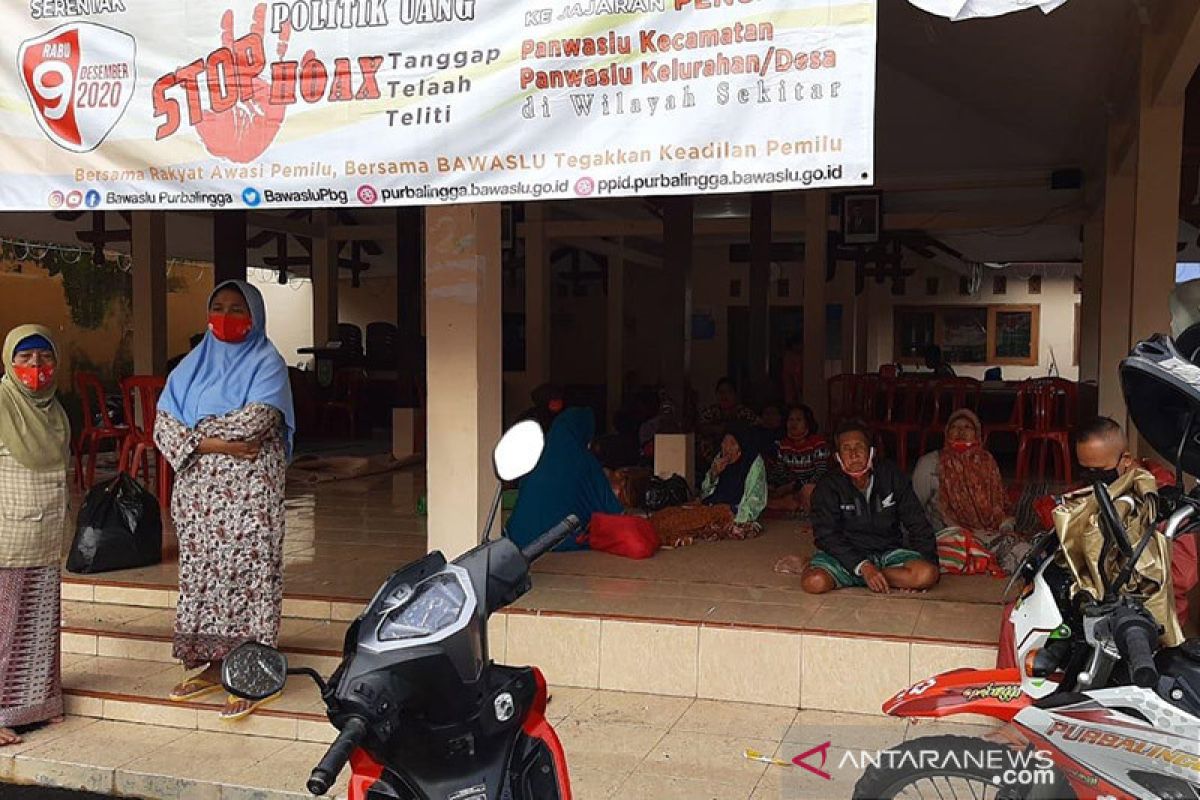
[{"left": 223, "top": 420, "right": 579, "bottom": 800}]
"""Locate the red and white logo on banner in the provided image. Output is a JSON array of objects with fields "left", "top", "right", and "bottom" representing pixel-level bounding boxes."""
[{"left": 18, "top": 23, "right": 136, "bottom": 153}]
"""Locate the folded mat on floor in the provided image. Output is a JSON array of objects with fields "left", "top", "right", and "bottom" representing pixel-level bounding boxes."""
[{"left": 286, "top": 453, "right": 423, "bottom": 484}]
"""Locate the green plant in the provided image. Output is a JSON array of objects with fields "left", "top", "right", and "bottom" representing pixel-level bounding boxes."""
[{"left": 1, "top": 242, "right": 131, "bottom": 330}]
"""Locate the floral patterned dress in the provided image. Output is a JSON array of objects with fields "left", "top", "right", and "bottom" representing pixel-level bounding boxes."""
[{"left": 154, "top": 403, "right": 287, "bottom": 669}]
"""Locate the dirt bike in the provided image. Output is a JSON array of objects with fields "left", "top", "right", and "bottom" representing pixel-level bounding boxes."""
[
  {"left": 221, "top": 420, "right": 579, "bottom": 800},
  {"left": 854, "top": 335, "right": 1200, "bottom": 800}
]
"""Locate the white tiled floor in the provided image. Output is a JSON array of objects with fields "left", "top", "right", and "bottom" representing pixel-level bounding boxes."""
[{"left": 3, "top": 692, "right": 998, "bottom": 800}]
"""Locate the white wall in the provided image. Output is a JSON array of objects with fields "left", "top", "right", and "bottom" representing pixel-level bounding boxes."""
[
  {"left": 249, "top": 273, "right": 408, "bottom": 369},
  {"left": 249, "top": 272, "right": 313, "bottom": 368}
]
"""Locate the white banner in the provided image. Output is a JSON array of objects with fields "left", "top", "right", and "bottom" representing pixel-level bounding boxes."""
[{"left": 1, "top": 0, "right": 876, "bottom": 210}]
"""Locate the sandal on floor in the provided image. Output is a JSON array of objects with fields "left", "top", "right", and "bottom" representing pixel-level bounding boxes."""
[
  {"left": 169, "top": 677, "right": 222, "bottom": 702},
  {"left": 219, "top": 692, "right": 281, "bottom": 721}
]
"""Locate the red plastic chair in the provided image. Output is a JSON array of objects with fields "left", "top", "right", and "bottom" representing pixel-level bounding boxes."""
[
  {"left": 919, "top": 377, "right": 982, "bottom": 454},
  {"left": 321, "top": 368, "right": 367, "bottom": 437},
  {"left": 118, "top": 375, "right": 172, "bottom": 505},
  {"left": 983, "top": 384, "right": 1025, "bottom": 451},
  {"left": 1015, "top": 378, "right": 1077, "bottom": 483},
  {"left": 854, "top": 374, "right": 882, "bottom": 422},
  {"left": 74, "top": 371, "right": 129, "bottom": 490},
  {"left": 827, "top": 374, "right": 857, "bottom": 430},
  {"left": 874, "top": 378, "right": 925, "bottom": 471}
]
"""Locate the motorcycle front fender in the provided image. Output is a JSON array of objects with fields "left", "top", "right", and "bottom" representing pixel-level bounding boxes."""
[
  {"left": 346, "top": 748, "right": 385, "bottom": 800},
  {"left": 883, "top": 668, "right": 1031, "bottom": 723}
]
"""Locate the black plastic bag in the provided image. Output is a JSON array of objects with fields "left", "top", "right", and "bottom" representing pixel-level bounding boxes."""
[
  {"left": 66, "top": 473, "right": 162, "bottom": 574},
  {"left": 643, "top": 474, "right": 691, "bottom": 511}
]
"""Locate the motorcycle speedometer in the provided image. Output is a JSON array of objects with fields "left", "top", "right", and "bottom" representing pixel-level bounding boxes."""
[{"left": 375, "top": 571, "right": 468, "bottom": 642}]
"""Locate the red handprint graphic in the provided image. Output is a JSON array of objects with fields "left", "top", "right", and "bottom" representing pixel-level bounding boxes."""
[{"left": 195, "top": 4, "right": 300, "bottom": 163}]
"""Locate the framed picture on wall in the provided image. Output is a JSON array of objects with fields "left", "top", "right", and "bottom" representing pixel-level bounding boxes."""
[{"left": 841, "top": 193, "right": 881, "bottom": 244}]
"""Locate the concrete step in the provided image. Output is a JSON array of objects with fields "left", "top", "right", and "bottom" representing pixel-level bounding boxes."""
[
  {"left": 61, "top": 654, "right": 337, "bottom": 746},
  {"left": 1, "top": 716, "right": 349, "bottom": 799},
  {"left": 61, "top": 600, "right": 345, "bottom": 674},
  {"left": 62, "top": 577, "right": 366, "bottom": 622}
]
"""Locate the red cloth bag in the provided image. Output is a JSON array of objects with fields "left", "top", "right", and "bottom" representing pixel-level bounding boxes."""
[{"left": 586, "top": 513, "right": 658, "bottom": 559}]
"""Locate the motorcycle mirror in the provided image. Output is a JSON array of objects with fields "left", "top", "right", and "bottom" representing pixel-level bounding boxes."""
[
  {"left": 221, "top": 641, "right": 288, "bottom": 701},
  {"left": 493, "top": 420, "right": 545, "bottom": 482}
]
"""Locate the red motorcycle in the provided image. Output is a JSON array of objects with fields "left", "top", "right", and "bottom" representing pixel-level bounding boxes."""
[{"left": 855, "top": 493, "right": 1200, "bottom": 799}]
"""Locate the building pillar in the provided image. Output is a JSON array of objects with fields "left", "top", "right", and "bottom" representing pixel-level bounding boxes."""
[
  {"left": 1097, "top": 123, "right": 1137, "bottom": 426},
  {"left": 425, "top": 204, "right": 503, "bottom": 558},
  {"left": 835, "top": 257, "right": 858, "bottom": 375},
  {"left": 212, "top": 211, "right": 247, "bottom": 285},
  {"left": 1128, "top": 38, "right": 1186, "bottom": 349},
  {"left": 396, "top": 207, "right": 423, "bottom": 406},
  {"left": 748, "top": 193, "right": 771, "bottom": 396},
  {"left": 856, "top": 276, "right": 871, "bottom": 373},
  {"left": 525, "top": 203, "right": 551, "bottom": 389},
  {"left": 606, "top": 241, "right": 625, "bottom": 427},
  {"left": 1094, "top": 31, "right": 1187, "bottom": 442},
  {"left": 1128, "top": 33, "right": 1186, "bottom": 456},
  {"left": 804, "top": 191, "right": 829, "bottom": 422},
  {"left": 662, "top": 197, "right": 694, "bottom": 407},
  {"left": 312, "top": 209, "right": 340, "bottom": 345},
  {"left": 131, "top": 211, "right": 167, "bottom": 375},
  {"left": 1078, "top": 205, "right": 1104, "bottom": 396}
]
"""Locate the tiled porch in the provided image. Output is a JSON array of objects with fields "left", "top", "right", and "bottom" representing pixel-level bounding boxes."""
[
  {"left": 64, "top": 467, "right": 1008, "bottom": 633},
  {"left": 59, "top": 466, "right": 1005, "bottom": 714}
]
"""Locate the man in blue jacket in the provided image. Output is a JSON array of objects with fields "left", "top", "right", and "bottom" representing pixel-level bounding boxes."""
[{"left": 801, "top": 418, "right": 940, "bottom": 594}]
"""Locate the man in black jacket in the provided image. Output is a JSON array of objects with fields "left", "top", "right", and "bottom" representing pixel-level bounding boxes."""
[{"left": 801, "top": 419, "right": 939, "bottom": 594}]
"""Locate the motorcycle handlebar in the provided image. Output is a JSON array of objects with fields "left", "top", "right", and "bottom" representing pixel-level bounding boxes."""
[
  {"left": 1093, "top": 481, "right": 1134, "bottom": 558},
  {"left": 308, "top": 716, "right": 367, "bottom": 796},
  {"left": 1112, "top": 607, "right": 1160, "bottom": 689},
  {"left": 520, "top": 515, "right": 582, "bottom": 563}
]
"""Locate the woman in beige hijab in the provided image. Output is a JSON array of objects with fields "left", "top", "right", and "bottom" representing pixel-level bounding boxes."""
[{"left": 0, "top": 325, "right": 69, "bottom": 746}]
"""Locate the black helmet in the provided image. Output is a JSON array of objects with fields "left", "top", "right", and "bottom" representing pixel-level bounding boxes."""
[{"left": 1120, "top": 334, "right": 1200, "bottom": 475}]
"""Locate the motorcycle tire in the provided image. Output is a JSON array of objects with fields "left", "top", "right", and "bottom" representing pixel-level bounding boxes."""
[{"left": 851, "top": 735, "right": 1075, "bottom": 800}]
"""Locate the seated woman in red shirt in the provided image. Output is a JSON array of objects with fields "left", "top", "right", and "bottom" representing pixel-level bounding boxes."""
[{"left": 766, "top": 405, "right": 831, "bottom": 513}]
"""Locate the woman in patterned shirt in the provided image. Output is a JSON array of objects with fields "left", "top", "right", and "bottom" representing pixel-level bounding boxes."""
[
  {"left": 0, "top": 325, "right": 69, "bottom": 746},
  {"left": 155, "top": 281, "right": 295, "bottom": 721},
  {"left": 766, "top": 405, "right": 831, "bottom": 514}
]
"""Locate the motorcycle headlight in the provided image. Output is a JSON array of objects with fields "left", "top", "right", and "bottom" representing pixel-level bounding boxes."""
[{"left": 375, "top": 572, "right": 468, "bottom": 642}]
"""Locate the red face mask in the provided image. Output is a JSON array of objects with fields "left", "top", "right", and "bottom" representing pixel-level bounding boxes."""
[
  {"left": 949, "top": 440, "right": 979, "bottom": 453},
  {"left": 548, "top": 398, "right": 564, "bottom": 413},
  {"left": 208, "top": 312, "right": 253, "bottom": 343},
  {"left": 12, "top": 364, "right": 54, "bottom": 393}
]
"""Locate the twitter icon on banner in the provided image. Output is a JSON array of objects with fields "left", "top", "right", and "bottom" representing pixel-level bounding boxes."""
[{"left": 242, "top": 187, "right": 262, "bottom": 207}]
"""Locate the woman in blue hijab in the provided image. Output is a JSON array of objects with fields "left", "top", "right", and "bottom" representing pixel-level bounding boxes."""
[
  {"left": 507, "top": 407, "right": 622, "bottom": 552},
  {"left": 154, "top": 280, "right": 295, "bottom": 721}
]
